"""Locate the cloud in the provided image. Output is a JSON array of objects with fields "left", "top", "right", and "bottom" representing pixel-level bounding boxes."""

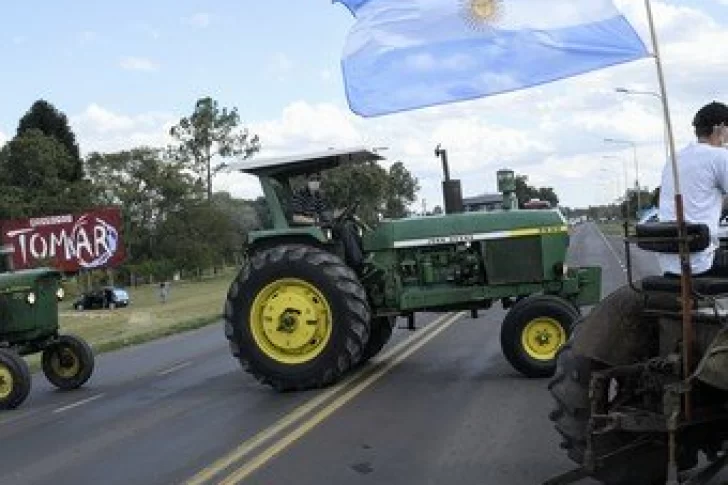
[
  {"left": 71, "top": 104, "right": 175, "bottom": 154},
  {"left": 183, "top": 13, "right": 212, "bottom": 29},
  {"left": 64, "top": 2, "right": 728, "bottom": 210},
  {"left": 119, "top": 56, "right": 159, "bottom": 72},
  {"left": 0, "top": 131, "right": 7, "bottom": 147}
]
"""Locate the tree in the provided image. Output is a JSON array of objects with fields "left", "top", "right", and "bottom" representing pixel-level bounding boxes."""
[
  {"left": 155, "top": 201, "right": 239, "bottom": 275},
  {"left": 16, "top": 100, "right": 84, "bottom": 181},
  {"left": 321, "top": 161, "right": 420, "bottom": 224},
  {"left": 86, "top": 147, "right": 202, "bottom": 263},
  {"left": 514, "top": 174, "right": 559, "bottom": 208},
  {"left": 383, "top": 161, "right": 419, "bottom": 219},
  {"left": 322, "top": 162, "right": 388, "bottom": 224},
  {"left": 169, "top": 97, "right": 261, "bottom": 201},
  {"left": 0, "top": 129, "right": 92, "bottom": 218}
]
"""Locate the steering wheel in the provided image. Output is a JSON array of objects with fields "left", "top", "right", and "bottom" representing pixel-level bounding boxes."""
[{"left": 333, "top": 200, "right": 361, "bottom": 226}]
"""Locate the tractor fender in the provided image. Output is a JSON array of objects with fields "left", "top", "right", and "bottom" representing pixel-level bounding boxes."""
[
  {"left": 572, "top": 283, "right": 659, "bottom": 366},
  {"left": 247, "top": 235, "right": 325, "bottom": 256}
]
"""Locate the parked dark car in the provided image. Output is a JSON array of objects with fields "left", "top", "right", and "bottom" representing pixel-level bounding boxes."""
[{"left": 74, "top": 287, "right": 130, "bottom": 310}]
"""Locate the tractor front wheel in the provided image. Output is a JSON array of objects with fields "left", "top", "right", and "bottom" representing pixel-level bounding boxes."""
[
  {"left": 0, "top": 348, "right": 31, "bottom": 410},
  {"left": 500, "top": 294, "right": 578, "bottom": 378},
  {"left": 42, "top": 335, "right": 95, "bottom": 390},
  {"left": 224, "top": 244, "right": 371, "bottom": 391},
  {"left": 549, "top": 342, "right": 667, "bottom": 484}
]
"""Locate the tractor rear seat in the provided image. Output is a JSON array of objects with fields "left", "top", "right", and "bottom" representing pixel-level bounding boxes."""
[{"left": 642, "top": 275, "right": 728, "bottom": 295}]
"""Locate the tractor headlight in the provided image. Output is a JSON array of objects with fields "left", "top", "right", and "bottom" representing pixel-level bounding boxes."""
[
  {"left": 56, "top": 287, "right": 65, "bottom": 300},
  {"left": 27, "top": 292, "right": 36, "bottom": 305}
]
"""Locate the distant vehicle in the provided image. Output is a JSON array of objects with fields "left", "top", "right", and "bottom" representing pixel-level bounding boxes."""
[
  {"left": 74, "top": 287, "right": 130, "bottom": 310},
  {"left": 638, "top": 207, "right": 659, "bottom": 224},
  {"left": 523, "top": 199, "right": 551, "bottom": 210}
]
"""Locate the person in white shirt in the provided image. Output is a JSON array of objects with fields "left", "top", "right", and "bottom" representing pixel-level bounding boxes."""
[{"left": 658, "top": 101, "right": 728, "bottom": 276}]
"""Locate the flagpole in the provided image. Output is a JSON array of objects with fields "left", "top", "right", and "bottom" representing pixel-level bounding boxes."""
[{"left": 644, "top": 0, "right": 694, "bottom": 420}]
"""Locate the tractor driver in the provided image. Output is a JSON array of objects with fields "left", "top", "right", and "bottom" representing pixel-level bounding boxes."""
[
  {"left": 658, "top": 101, "right": 728, "bottom": 277},
  {"left": 290, "top": 172, "right": 364, "bottom": 271}
]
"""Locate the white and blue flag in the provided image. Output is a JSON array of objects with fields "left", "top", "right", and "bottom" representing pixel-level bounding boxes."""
[{"left": 335, "top": 0, "right": 650, "bottom": 117}]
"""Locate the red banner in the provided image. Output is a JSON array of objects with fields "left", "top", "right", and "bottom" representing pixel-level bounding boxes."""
[{"left": 1, "top": 207, "right": 125, "bottom": 272}]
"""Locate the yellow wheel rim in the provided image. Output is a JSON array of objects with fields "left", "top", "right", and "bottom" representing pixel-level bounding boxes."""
[
  {"left": 0, "top": 364, "right": 13, "bottom": 400},
  {"left": 250, "top": 278, "right": 332, "bottom": 365},
  {"left": 521, "top": 317, "right": 566, "bottom": 361},
  {"left": 51, "top": 347, "right": 81, "bottom": 379}
]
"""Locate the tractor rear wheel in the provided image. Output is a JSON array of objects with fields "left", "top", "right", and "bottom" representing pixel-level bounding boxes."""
[
  {"left": 500, "top": 294, "right": 578, "bottom": 378},
  {"left": 42, "top": 335, "right": 95, "bottom": 390},
  {"left": 548, "top": 342, "right": 667, "bottom": 484},
  {"left": 224, "top": 244, "right": 371, "bottom": 391},
  {"left": 0, "top": 348, "right": 31, "bottom": 410},
  {"left": 361, "top": 316, "right": 395, "bottom": 363}
]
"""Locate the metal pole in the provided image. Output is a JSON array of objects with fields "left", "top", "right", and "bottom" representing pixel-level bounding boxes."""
[
  {"left": 633, "top": 143, "right": 641, "bottom": 214},
  {"left": 644, "top": 0, "right": 693, "bottom": 419}
]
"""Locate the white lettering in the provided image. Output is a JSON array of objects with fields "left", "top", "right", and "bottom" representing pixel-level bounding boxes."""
[
  {"left": 94, "top": 225, "right": 109, "bottom": 256},
  {"left": 30, "top": 233, "right": 48, "bottom": 259},
  {"left": 75, "top": 227, "right": 92, "bottom": 261},
  {"left": 29, "top": 214, "right": 72, "bottom": 227},
  {"left": 50, "top": 230, "right": 75, "bottom": 260}
]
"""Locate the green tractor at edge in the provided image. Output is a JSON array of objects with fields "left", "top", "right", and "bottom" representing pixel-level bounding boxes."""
[
  {"left": 223, "top": 147, "right": 601, "bottom": 391},
  {"left": 0, "top": 248, "right": 94, "bottom": 410}
]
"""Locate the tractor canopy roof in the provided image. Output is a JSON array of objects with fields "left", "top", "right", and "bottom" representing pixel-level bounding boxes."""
[{"left": 225, "top": 146, "right": 385, "bottom": 178}]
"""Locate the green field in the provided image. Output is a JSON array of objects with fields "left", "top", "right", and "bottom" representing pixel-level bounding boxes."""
[
  {"left": 26, "top": 269, "right": 236, "bottom": 368},
  {"left": 596, "top": 221, "right": 632, "bottom": 237}
]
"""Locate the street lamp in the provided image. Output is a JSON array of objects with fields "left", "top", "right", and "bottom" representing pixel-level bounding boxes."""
[
  {"left": 604, "top": 138, "right": 641, "bottom": 216},
  {"left": 615, "top": 87, "right": 670, "bottom": 173}
]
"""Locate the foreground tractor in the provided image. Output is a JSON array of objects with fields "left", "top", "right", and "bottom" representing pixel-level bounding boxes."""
[
  {"left": 547, "top": 222, "right": 728, "bottom": 484},
  {"left": 223, "top": 147, "right": 601, "bottom": 391},
  {"left": 0, "top": 251, "right": 94, "bottom": 409}
]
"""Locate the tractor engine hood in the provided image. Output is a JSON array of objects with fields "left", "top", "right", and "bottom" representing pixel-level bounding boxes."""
[{"left": 363, "top": 210, "right": 568, "bottom": 251}]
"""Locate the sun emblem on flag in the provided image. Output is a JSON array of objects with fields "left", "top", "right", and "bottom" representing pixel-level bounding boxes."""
[{"left": 461, "top": 0, "right": 503, "bottom": 30}]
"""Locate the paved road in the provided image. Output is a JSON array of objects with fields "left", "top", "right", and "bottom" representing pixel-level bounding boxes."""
[{"left": 0, "top": 223, "right": 667, "bottom": 485}]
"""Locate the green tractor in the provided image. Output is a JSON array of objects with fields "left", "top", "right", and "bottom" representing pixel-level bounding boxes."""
[
  {"left": 0, "top": 249, "right": 94, "bottom": 409},
  {"left": 223, "top": 147, "right": 601, "bottom": 391}
]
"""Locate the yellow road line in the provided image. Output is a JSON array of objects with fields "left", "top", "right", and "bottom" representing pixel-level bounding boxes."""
[
  {"left": 184, "top": 311, "right": 460, "bottom": 485},
  {"left": 217, "top": 311, "right": 465, "bottom": 485}
]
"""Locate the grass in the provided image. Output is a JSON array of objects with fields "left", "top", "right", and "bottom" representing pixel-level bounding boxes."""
[
  {"left": 596, "top": 221, "right": 634, "bottom": 237},
  {"left": 25, "top": 269, "right": 236, "bottom": 370}
]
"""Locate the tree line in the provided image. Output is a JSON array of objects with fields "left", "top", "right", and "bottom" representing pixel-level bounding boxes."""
[{"left": 0, "top": 98, "right": 419, "bottom": 283}]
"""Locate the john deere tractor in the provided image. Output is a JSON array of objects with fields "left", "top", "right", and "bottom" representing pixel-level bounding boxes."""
[
  {"left": 0, "top": 248, "right": 94, "bottom": 409},
  {"left": 223, "top": 147, "right": 601, "bottom": 391}
]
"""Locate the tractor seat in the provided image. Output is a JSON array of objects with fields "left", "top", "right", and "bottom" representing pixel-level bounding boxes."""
[{"left": 642, "top": 274, "right": 728, "bottom": 295}]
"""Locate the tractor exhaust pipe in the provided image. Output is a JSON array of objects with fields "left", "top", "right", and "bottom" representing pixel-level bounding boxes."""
[{"left": 435, "top": 144, "right": 463, "bottom": 214}]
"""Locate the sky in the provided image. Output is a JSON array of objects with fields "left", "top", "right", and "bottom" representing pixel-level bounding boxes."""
[{"left": 1, "top": 1, "right": 728, "bottom": 210}]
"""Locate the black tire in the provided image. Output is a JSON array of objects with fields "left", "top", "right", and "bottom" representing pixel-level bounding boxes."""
[
  {"left": 360, "top": 316, "right": 394, "bottom": 363},
  {"left": 548, "top": 343, "right": 667, "bottom": 485},
  {"left": 42, "top": 335, "right": 95, "bottom": 390},
  {"left": 500, "top": 294, "right": 579, "bottom": 378},
  {"left": 224, "top": 244, "right": 371, "bottom": 392},
  {"left": 0, "top": 349, "right": 31, "bottom": 410}
]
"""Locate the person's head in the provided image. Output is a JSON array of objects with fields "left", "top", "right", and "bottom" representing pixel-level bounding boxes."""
[
  {"left": 693, "top": 101, "right": 728, "bottom": 146},
  {"left": 306, "top": 172, "right": 322, "bottom": 193}
]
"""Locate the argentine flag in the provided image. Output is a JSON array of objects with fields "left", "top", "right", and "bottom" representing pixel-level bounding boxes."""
[{"left": 335, "top": 0, "right": 649, "bottom": 117}]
